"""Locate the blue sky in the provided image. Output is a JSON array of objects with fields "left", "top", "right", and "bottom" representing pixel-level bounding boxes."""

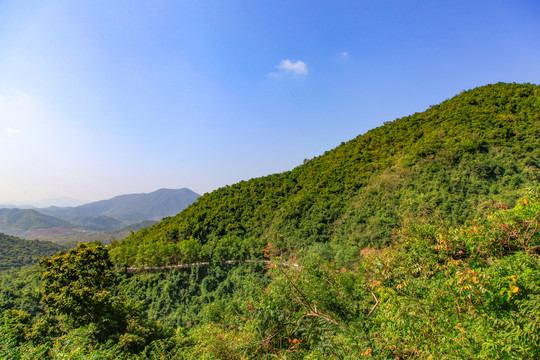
[{"left": 0, "top": 1, "right": 539, "bottom": 203}]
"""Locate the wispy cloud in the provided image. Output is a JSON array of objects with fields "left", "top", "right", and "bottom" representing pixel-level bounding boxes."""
[
  {"left": 340, "top": 51, "right": 349, "bottom": 59},
  {"left": 277, "top": 59, "right": 308, "bottom": 75},
  {"left": 4, "top": 125, "right": 21, "bottom": 135},
  {"left": 269, "top": 59, "right": 308, "bottom": 77}
]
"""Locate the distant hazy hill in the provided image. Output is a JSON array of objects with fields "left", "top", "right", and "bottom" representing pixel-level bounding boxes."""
[
  {"left": 0, "top": 196, "right": 84, "bottom": 209},
  {"left": 68, "top": 216, "right": 122, "bottom": 232},
  {"left": 113, "top": 83, "right": 540, "bottom": 266},
  {"left": 40, "top": 188, "right": 200, "bottom": 226},
  {"left": 0, "top": 208, "right": 77, "bottom": 238},
  {"left": 0, "top": 188, "right": 199, "bottom": 238},
  {"left": 0, "top": 232, "right": 65, "bottom": 271}
]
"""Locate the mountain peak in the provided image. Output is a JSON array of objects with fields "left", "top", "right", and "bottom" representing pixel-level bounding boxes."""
[{"left": 40, "top": 188, "right": 201, "bottom": 225}]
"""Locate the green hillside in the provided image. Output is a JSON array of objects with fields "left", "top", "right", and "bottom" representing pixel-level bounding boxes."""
[
  {"left": 112, "top": 82, "right": 540, "bottom": 266},
  {"left": 0, "top": 232, "right": 65, "bottom": 271},
  {"left": 0, "top": 208, "right": 76, "bottom": 238}
]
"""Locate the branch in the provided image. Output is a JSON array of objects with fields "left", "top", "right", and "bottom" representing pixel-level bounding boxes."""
[
  {"left": 367, "top": 291, "right": 380, "bottom": 318},
  {"left": 303, "top": 312, "right": 339, "bottom": 326}
]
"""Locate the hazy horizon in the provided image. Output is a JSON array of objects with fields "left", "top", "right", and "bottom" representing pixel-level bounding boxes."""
[
  {"left": 0, "top": 196, "right": 84, "bottom": 207},
  {"left": 1, "top": 1, "right": 539, "bottom": 203},
  {"left": 0, "top": 188, "right": 200, "bottom": 206}
]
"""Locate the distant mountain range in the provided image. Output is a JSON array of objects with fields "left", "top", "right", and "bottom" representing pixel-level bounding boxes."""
[{"left": 0, "top": 188, "right": 200, "bottom": 238}]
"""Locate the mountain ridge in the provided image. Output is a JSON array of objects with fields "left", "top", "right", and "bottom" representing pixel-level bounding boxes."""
[
  {"left": 1, "top": 188, "right": 200, "bottom": 238},
  {"left": 40, "top": 188, "right": 200, "bottom": 224}
]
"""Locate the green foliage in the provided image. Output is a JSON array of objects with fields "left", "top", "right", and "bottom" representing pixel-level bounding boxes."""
[
  {"left": 0, "top": 265, "right": 43, "bottom": 315},
  {"left": 35, "top": 242, "right": 170, "bottom": 354},
  {"left": 362, "top": 191, "right": 540, "bottom": 359},
  {"left": 117, "top": 262, "right": 268, "bottom": 328},
  {"left": 167, "top": 190, "right": 540, "bottom": 359},
  {"left": 0, "top": 232, "right": 66, "bottom": 271},
  {"left": 4, "top": 190, "right": 540, "bottom": 359},
  {"left": 39, "top": 242, "right": 116, "bottom": 327}
]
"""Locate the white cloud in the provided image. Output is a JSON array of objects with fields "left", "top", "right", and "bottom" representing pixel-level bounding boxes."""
[
  {"left": 4, "top": 125, "right": 21, "bottom": 135},
  {"left": 274, "top": 59, "right": 308, "bottom": 75},
  {"left": 340, "top": 51, "right": 349, "bottom": 58}
]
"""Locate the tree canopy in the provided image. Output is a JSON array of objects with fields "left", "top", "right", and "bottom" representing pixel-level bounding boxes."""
[{"left": 0, "top": 232, "right": 65, "bottom": 271}]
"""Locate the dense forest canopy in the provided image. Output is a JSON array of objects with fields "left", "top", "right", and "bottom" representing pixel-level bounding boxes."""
[
  {"left": 112, "top": 82, "right": 540, "bottom": 267},
  {"left": 0, "top": 233, "right": 66, "bottom": 271},
  {"left": 3, "top": 186, "right": 540, "bottom": 359}
]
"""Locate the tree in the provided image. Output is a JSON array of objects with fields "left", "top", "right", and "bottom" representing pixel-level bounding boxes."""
[
  {"left": 39, "top": 242, "right": 169, "bottom": 351},
  {"left": 38, "top": 241, "right": 135, "bottom": 343},
  {"left": 39, "top": 242, "right": 114, "bottom": 325}
]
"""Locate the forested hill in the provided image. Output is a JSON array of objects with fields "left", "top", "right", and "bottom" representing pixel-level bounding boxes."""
[
  {"left": 0, "top": 232, "right": 65, "bottom": 271},
  {"left": 0, "top": 208, "right": 76, "bottom": 238},
  {"left": 112, "top": 83, "right": 540, "bottom": 266}
]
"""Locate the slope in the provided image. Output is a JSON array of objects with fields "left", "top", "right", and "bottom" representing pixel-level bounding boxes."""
[
  {"left": 112, "top": 83, "right": 540, "bottom": 266},
  {"left": 40, "top": 188, "right": 200, "bottom": 225},
  {"left": 0, "top": 232, "right": 66, "bottom": 271},
  {"left": 0, "top": 208, "right": 77, "bottom": 238}
]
